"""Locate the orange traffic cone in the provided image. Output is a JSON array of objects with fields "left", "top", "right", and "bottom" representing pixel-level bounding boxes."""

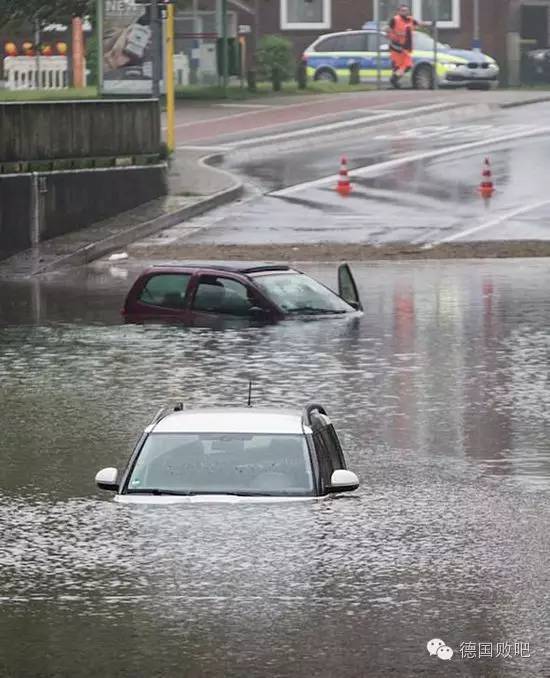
[
  {"left": 336, "top": 156, "right": 351, "bottom": 196},
  {"left": 478, "top": 157, "right": 495, "bottom": 198}
]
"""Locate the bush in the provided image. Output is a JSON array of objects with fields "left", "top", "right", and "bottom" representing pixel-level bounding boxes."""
[
  {"left": 256, "top": 35, "right": 294, "bottom": 81},
  {"left": 86, "top": 33, "right": 98, "bottom": 86}
]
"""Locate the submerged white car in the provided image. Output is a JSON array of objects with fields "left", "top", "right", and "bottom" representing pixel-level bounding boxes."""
[{"left": 95, "top": 404, "right": 360, "bottom": 503}]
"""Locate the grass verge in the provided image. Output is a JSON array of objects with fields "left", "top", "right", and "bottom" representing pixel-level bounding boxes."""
[
  {"left": 175, "top": 81, "right": 375, "bottom": 101},
  {"left": 0, "top": 87, "right": 99, "bottom": 101}
]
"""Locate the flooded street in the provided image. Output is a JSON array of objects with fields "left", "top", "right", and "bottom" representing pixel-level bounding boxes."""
[{"left": 1, "top": 259, "right": 549, "bottom": 676}]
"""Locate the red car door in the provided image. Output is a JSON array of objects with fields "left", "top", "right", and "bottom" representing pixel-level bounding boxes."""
[
  {"left": 124, "top": 271, "right": 194, "bottom": 322},
  {"left": 187, "top": 273, "right": 275, "bottom": 327}
]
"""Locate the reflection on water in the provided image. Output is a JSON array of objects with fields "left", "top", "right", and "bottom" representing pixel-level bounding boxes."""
[{"left": 0, "top": 260, "right": 549, "bottom": 677}]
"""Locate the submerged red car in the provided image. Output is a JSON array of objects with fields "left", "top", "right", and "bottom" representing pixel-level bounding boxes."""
[{"left": 122, "top": 262, "right": 362, "bottom": 323}]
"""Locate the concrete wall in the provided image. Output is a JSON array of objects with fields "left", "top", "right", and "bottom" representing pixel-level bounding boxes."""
[
  {"left": 0, "top": 175, "right": 33, "bottom": 259},
  {"left": 0, "top": 99, "right": 161, "bottom": 163},
  {"left": 0, "top": 164, "right": 167, "bottom": 261}
]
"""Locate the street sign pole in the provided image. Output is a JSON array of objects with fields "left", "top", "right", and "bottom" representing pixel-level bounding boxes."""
[
  {"left": 375, "top": 0, "right": 382, "bottom": 89},
  {"left": 151, "top": 0, "right": 161, "bottom": 98},
  {"left": 432, "top": 0, "right": 439, "bottom": 89},
  {"left": 165, "top": 2, "right": 175, "bottom": 152},
  {"left": 221, "top": 0, "right": 229, "bottom": 95}
]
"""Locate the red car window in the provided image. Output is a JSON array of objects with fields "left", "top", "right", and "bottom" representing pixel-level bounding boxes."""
[
  {"left": 138, "top": 273, "right": 191, "bottom": 309},
  {"left": 192, "top": 276, "right": 257, "bottom": 316}
]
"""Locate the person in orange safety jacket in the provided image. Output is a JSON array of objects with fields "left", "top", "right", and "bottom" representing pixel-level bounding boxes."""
[{"left": 388, "top": 4, "right": 429, "bottom": 88}]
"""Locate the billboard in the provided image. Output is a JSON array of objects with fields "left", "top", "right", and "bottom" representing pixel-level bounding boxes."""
[{"left": 101, "top": 0, "right": 164, "bottom": 95}]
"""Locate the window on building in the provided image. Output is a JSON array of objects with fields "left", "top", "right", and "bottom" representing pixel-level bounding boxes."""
[
  {"left": 377, "top": 0, "right": 460, "bottom": 30},
  {"left": 281, "top": 0, "right": 331, "bottom": 30}
]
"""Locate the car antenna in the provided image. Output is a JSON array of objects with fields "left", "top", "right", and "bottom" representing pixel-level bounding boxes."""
[{"left": 247, "top": 380, "right": 253, "bottom": 407}]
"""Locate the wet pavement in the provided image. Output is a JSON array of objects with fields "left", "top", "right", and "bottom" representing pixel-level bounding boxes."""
[
  {"left": 1, "top": 259, "right": 550, "bottom": 677},
  {"left": 169, "top": 90, "right": 550, "bottom": 147},
  {"left": 138, "top": 103, "right": 550, "bottom": 253}
]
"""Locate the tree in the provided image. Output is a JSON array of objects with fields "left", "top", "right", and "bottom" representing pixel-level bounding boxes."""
[{"left": 0, "top": 0, "right": 94, "bottom": 29}]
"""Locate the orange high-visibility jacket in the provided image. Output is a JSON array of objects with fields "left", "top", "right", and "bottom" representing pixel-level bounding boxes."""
[{"left": 388, "top": 14, "right": 417, "bottom": 52}]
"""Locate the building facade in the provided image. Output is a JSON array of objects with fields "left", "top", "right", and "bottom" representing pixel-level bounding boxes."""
[{"left": 215, "top": 0, "right": 550, "bottom": 84}]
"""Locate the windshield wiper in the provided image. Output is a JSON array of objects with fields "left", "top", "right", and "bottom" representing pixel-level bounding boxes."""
[
  {"left": 126, "top": 489, "right": 304, "bottom": 497},
  {"left": 126, "top": 488, "right": 192, "bottom": 495},
  {"left": 128, "top": 487, "right": 282, "bottom": 497},
  {"left": 286, "top": 307, "right": 347, "bottom": 315}
]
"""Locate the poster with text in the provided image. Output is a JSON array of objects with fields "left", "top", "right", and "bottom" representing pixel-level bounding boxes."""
[{"left": 102, "top": 0, "right": 163, "bottom": 95}]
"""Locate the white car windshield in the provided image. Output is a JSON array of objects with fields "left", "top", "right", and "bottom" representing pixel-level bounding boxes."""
[
  {"left": 252, "top": 272, "right": 352, "bottom": 314},
  {"left": 127, "top": 432, "right": 315, "bottom": 496}
]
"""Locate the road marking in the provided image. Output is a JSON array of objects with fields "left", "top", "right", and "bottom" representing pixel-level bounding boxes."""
[
  {"left": 374, "top": 123, "right": 534, "bottom": 141},
  {"left": 434, "top": 200, "right": 550, "bottom": 244},
  {"left": 270, "top": 125, "right": 550, "bottom": 197},
  {"left": 170, "top": 93, "right": 395, "bottom": 129},
  {"left": 215, "top": 103, "right": 275, "bottom": 109},
  {"left": 223, "top": 103, "right": 454, "bottom": 149}
]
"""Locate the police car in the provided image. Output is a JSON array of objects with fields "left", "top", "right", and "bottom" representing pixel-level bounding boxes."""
[{"left": 304, "top": 23, "right": 499, "bottom": 89}]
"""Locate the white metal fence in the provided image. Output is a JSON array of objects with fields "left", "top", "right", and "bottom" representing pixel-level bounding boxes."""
[{"left": 3, "top": 56, "right": 88, "bottom": 90}]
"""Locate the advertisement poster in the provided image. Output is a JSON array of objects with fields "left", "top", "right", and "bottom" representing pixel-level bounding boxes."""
[{"left": 102, "top": 0, "right": 163, "bottom": 95}]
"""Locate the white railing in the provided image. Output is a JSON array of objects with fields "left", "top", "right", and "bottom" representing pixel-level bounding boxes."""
[
  {"left": 3, "top": 56, "right": 88, "bottom": 90},
  {"left": 173, "top": 53, "right": 190, "bottom": 86}
]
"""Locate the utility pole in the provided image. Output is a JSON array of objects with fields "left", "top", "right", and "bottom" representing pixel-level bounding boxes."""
[
  {"left": 165, "top": 1, "right": 175, "bottom": 152},
  {"left": 97, "top": 0, "right": 104, "bottom": 93},
  {"left": 221, "top": 0, "right": 229, "bottom": 94},
  {"left": 151, "top": 0, "right": 161, "bottom": 98},
  {"left": 473, "top": 0, "right": 480, "bottom": 51}
]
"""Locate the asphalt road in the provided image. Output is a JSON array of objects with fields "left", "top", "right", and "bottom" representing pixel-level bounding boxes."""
[{"left": 141, "top": 102, "right": 550, "bottom": 252}]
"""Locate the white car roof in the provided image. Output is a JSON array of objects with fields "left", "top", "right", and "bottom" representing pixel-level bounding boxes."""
[{"left": 150, "top": 407, "right": 309, "bottom": 435}]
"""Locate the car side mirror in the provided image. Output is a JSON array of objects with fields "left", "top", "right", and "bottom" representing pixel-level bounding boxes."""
[
  {"left": 95, "top": 467, "right": 119, "bottom": 491},
  {"left": 328, "top": 469, "right": 359, "bottom": 493}
]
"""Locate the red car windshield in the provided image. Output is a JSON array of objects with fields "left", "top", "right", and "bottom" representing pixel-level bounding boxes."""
[{"left": 252, "top": 272, "right": 352, "bottom": 314}]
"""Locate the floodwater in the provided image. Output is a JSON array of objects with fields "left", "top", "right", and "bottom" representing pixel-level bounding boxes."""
[{"left": 1, "top": 259, "right": 549, "bottom": 677}]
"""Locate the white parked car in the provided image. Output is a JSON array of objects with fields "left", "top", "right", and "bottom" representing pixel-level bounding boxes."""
[{"left": 96, "top": 403, "right": 360, "bottom": 503}]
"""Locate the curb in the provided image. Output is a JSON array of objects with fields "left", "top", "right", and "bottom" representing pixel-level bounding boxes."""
[
  {"left": 499, "top": 95, "right": 550, "bottom": 108},
  {"left": 32, "top": 151, "right": 243, "bottom": 275}
]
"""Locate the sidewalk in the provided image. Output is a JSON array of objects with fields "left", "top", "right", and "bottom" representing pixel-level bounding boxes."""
[
  {"left": 0, "top": 149, "right": 243, "bottom": 278},
  {"left": 1, "top": 88, "right": 549, "bottom": 277}
]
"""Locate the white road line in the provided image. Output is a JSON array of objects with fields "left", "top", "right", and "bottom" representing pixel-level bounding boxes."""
[
  {"left": 170, "top": 93, "right": 381, "bottom": 129},
  {"left": 434, "top": 200, "right": 550, "bottom": 244},
  {"left": 270, "top": 125, "right": 550, "bottom": 197},
  {"left": 224, "top": 102, "right": 454, "bottom": 149},
  {"left": 215, "top": 103, "right": 274, "bottom": 108}
]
